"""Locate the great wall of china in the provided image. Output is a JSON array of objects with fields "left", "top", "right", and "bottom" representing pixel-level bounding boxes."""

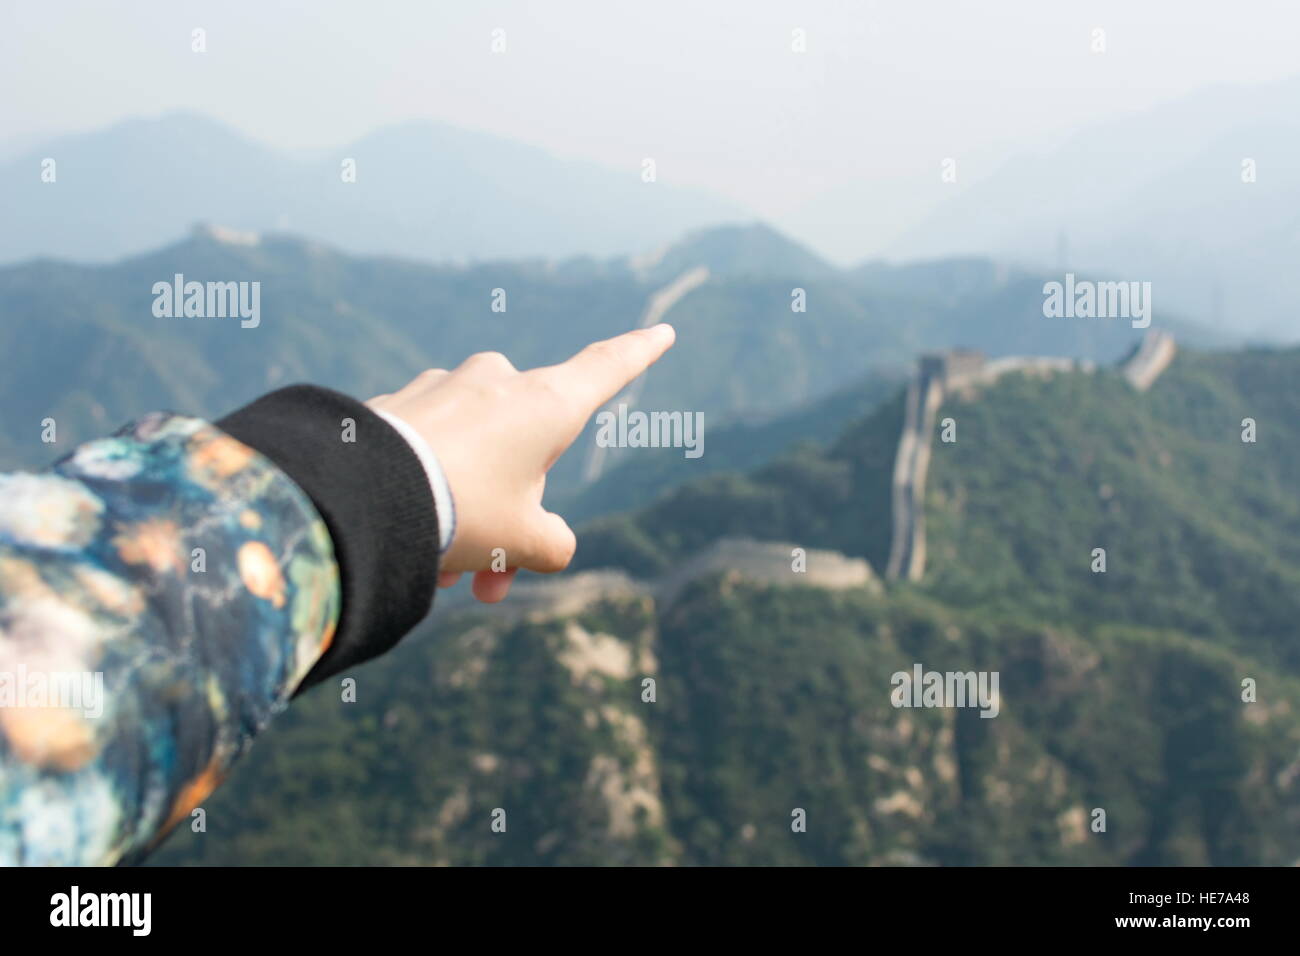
[
  {"left": 882, "top": 350, "right": 1096, "bottom": 582},
  {"left": 431, "top": 326, "right": 1183, "bottom": 858},
  {"left": 427, "top": 319, "right": 1180, "bottom": 845},
  {"left": 1120, "top": 329, "right": 1179, "bottom": 392},
  {"left": 580, "top": 266, "right": 711, "bottom": 484},
  {"left": 438, "top": 537, "right": 881, "bottom": 623},
  {"left": 884, "top": 330, "right": 1177, "bottom": 582},
  {"left": 458, "top": 251, "right": 1180, "bottom": 622},
  {"left": 442, "top": 328, "right": 1178, "bottom": 626}
]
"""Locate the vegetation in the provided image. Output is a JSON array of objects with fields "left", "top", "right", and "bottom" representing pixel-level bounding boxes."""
[
  {"left": 0, "top": 225, "right": 1176, "bottom": 494},
  {"left": 153, "top": 345, "right": 1300, "bottom": 866}
]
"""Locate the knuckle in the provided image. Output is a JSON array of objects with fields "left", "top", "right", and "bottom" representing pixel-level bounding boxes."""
[{"left": 469, "top": 350, "right": 514, "bottom": 371}]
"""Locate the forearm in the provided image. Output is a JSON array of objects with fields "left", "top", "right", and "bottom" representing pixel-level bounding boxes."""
[{"left": 0, "top": 387, "right": 439, "bottom": 865}]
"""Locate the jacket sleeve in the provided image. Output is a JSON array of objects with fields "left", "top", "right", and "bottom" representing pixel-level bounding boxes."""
[{"left": 0, "top": 385, "right": 439, "bottom": 866}]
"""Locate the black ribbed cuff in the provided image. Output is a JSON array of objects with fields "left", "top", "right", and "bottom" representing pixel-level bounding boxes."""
[{"left": 216, "top": 385, "right": 439, "bottom": 692}]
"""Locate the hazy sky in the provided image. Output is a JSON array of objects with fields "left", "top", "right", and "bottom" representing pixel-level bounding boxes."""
[{"left": 4, "top": 0, "right": 1300, "bottom": 262}]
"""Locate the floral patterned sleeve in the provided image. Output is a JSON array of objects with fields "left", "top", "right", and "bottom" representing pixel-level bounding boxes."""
[{"left": 0, "top": 412, "right": 341, "bottom": 866}]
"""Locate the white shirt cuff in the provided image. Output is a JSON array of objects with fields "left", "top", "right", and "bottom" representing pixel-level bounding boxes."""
[{"left": 374, "top": 408, "right": 456, "bottom": 554}]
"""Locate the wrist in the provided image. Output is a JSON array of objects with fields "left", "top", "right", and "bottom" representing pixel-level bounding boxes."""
[
  {"left": 216, "top": 385, "right": 439, "bottom": 691},
  {"left": 372, "top": 408, "right": 457, "bottom": 554}
]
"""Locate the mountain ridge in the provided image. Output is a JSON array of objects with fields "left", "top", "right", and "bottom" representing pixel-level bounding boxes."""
[
  {"left": 0, "top": 224, "right": 1198, "bottom": 482},
  {"left": 0, "top": 111, "right": 747, "bottom": 266}
]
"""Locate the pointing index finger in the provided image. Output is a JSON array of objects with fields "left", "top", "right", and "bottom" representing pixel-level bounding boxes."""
[{"left": 549, "top": 324, "right": 677, "bottom": 420}]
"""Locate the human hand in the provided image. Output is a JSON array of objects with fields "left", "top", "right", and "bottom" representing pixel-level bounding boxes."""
[{"left": 366, "top": 324, "right": 676, "bottom": 603}]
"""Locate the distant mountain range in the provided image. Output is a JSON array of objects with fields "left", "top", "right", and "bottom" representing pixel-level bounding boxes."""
[
  {"left": 891, "top": 74, "right": 1300, "bottom": 341},
  {"left": 0, "top": 112, "right": 745, "bottom": 265},
  {"left": 9, "top": 87, "right": 1300, "bottom": 346}
]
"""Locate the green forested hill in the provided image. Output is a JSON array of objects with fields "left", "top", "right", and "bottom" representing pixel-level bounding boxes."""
[
  {"left": 152, "top": 345, "right": 1300, "bottom": 866},
  {"left": 0, "top": 224, "right": 1180, "bottom": 489},
  {"left": 578, "top": 347, "right": 1300, "bottom": 665},
  {"left": 922, "top": 348, "right": 1300, "bottom": 669},
  {"left": 153, "top": 582, "right": 1300, "bottom": 866}
]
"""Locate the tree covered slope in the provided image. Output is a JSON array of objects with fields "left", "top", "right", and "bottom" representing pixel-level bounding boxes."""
[{"left": 151, "top": 345, "right": 1300, "bottom": 866}]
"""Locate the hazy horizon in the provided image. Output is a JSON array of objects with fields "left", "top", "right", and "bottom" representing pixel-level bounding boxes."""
[{"left": 7, "top": 0, "right": 1300, "bottom": 266}]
